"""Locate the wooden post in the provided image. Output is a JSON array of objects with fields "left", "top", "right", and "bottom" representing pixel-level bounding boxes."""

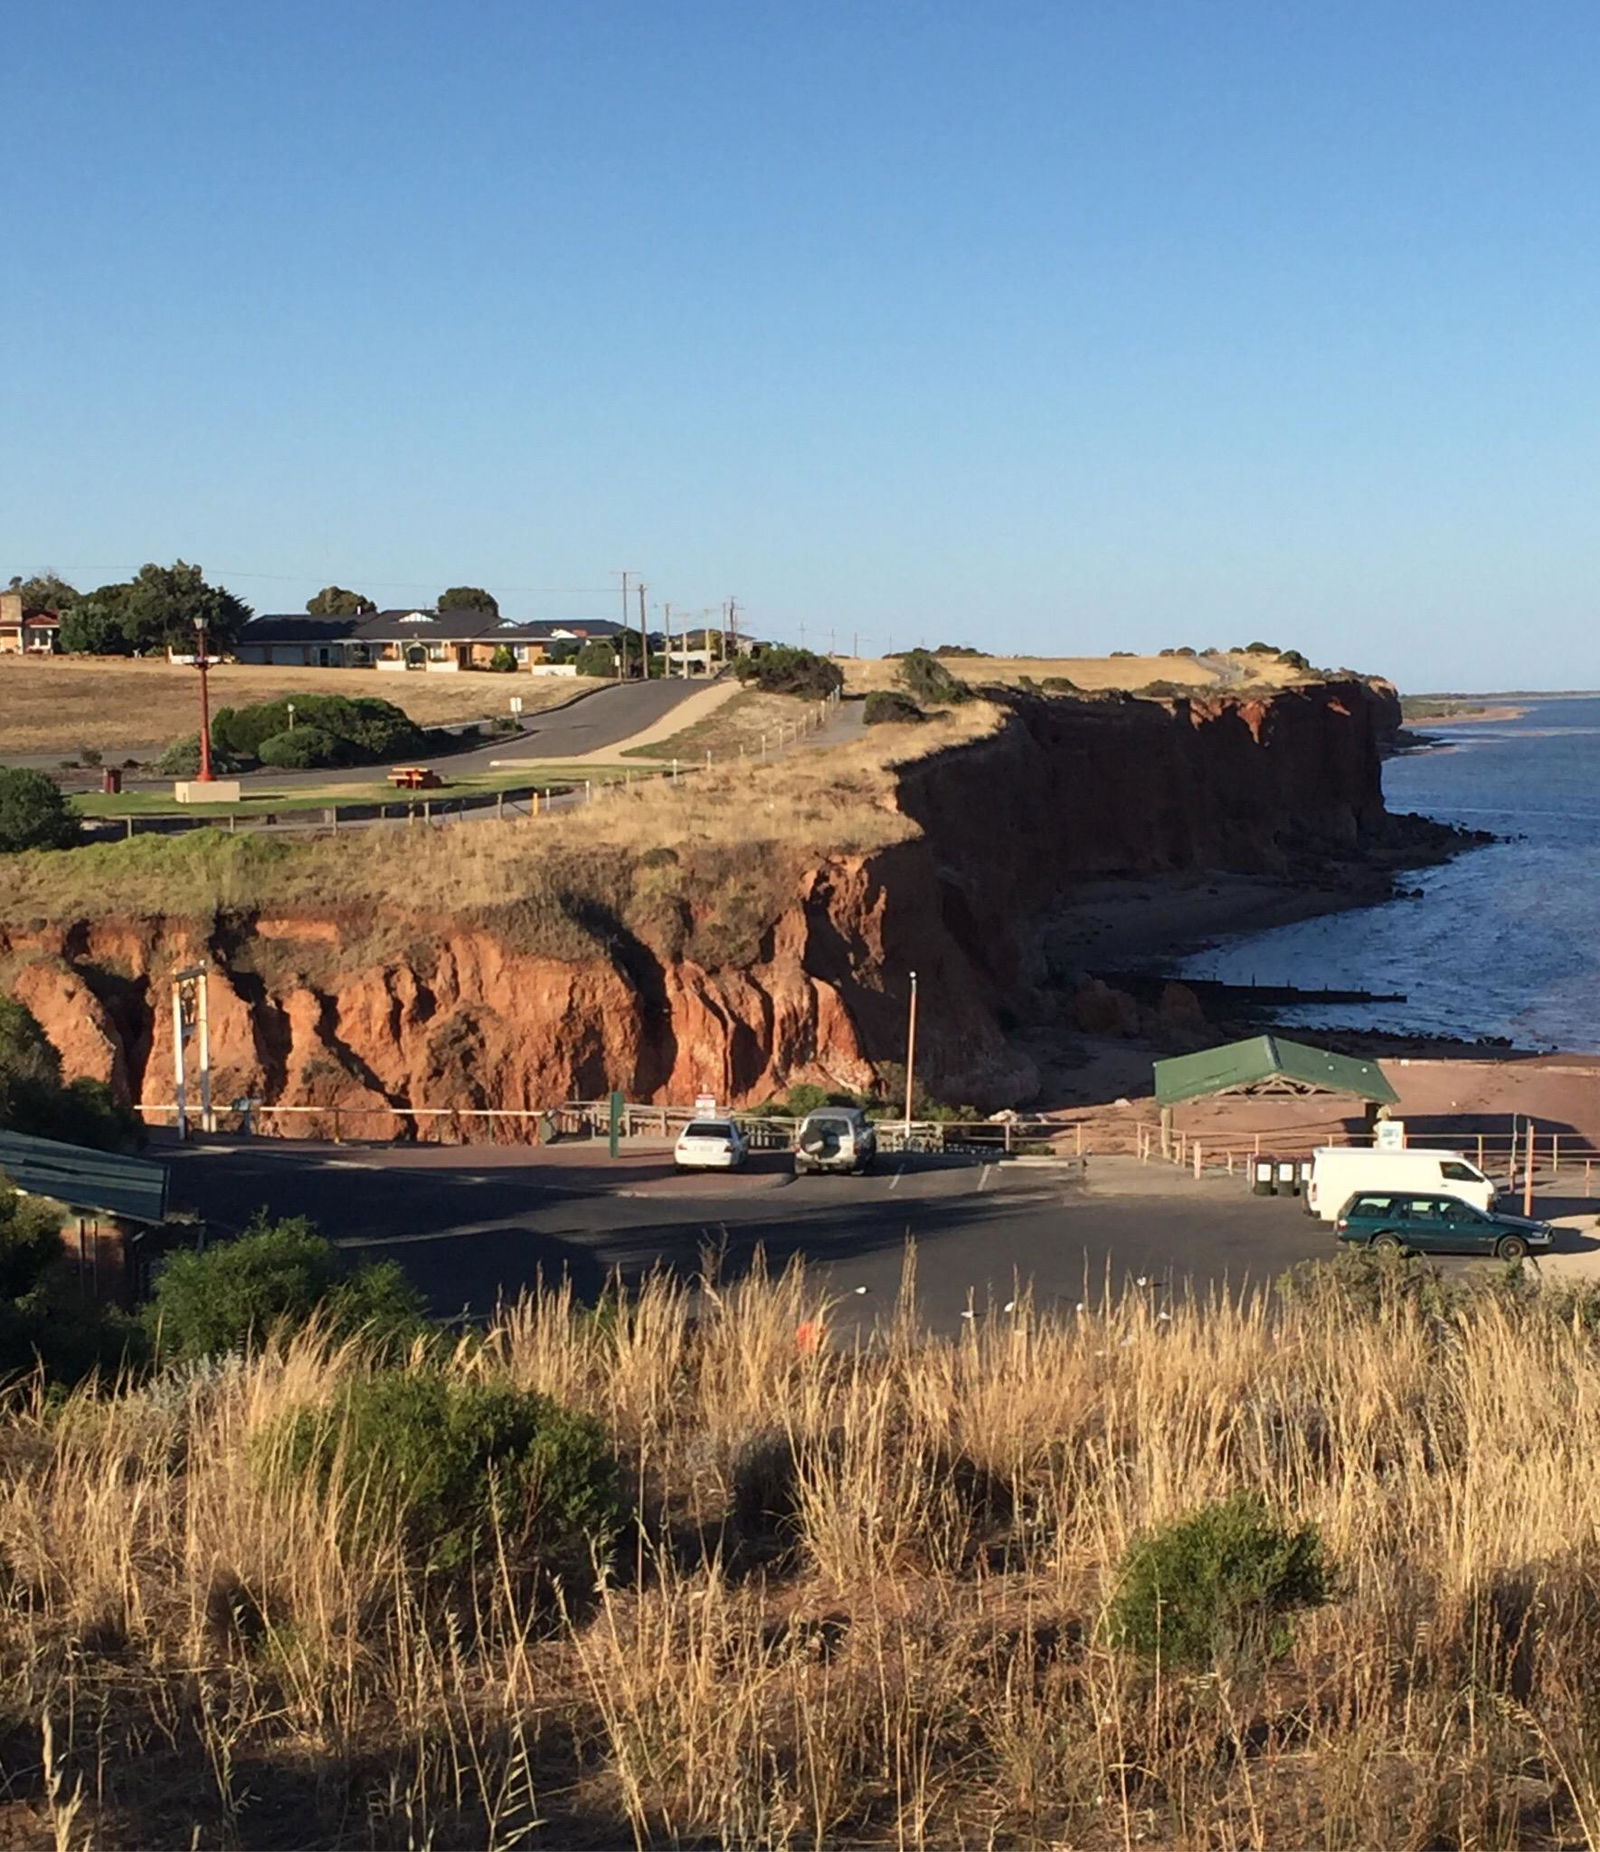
[
  {"left": 1588, "top": 1158, "right": 1594, "bottom": 1198},
  {"left": 1524, "top": 1118, "right": 1536, "bottom": 1219},
  {"left": 1161, "top": 1106, "right": 1174, "bottom": 1160},
  {"left": 497, "top": 791, "right": 504, "bottom": 820},
  {"left": 332, "top": 1106, "right": 342, "bottom": 1145},
  {"left": 1553, "top": 1131, "right": 1561, "bottom": 1175},
  {"left": 1253, "top": 1132, "right": 1260, "bottom": 1157},
  {"left": 1193, "top": 1141, "right": 1202, "bottom": 1181},
  {"left": 1076, "top": 1121, "right": 1084, "bottom": 1157}
]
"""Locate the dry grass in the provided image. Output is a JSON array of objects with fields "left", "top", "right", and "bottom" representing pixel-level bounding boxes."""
[
  {"left": 621, "top": 688, "right": 824, "bottom": 763},
  {"left": 0, "top": 656, "right": 600, "bottom": 755},
  {"left": 0, "top": 702, "right": 1002, "bottom": 933},
  {"left": 839, "top": 650, "right": 1309, "bottom": 696},
  {"left": 6, "top": 1257, "right": 1600, "bottom": 1846}
]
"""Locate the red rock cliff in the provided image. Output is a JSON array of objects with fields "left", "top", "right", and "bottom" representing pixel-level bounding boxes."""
[{"left": 3, "top": 679, "right": 1400, "bottom": 1122}]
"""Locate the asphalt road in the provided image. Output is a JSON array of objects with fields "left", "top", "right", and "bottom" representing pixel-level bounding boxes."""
[
  {"left": 228, "top": 677, "right": 709, "bottom": 791},
  {"left": 162, "top": 1140, "right": 1373, "bottom": 1333}
]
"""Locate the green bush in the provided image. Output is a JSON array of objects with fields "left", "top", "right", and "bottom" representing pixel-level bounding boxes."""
[
  {"left": 863, "top": 690, "right": 925, "bottom": 725},
  {"left": 895, "top": 649, "right": 969, "bottom": 706},
  {"left": 733, "top": 645, "right": 844, "bottom": 699},
  {"left": 152, "top": 734, "right": 246, "bottom": 778},
  {"left": 145, "top": 1214, "right": 429, "bottom": 1363},
  {"left": 1108, "top": 1491, "right": 1332, "bottom": 1672},
  {"left": 209, "top": 694, "right": 426, "bottom": 766},
  {"left": 487, "top": 645, "right": 517, "bottom": 673},
  {"left": 0, "top": 769, "right": 79, "bottom": 853},
  {"left": 272, "top": 1371, "right": 625, "bottom": 1586},
  {"left": 0, "top": 997, "right": 135, "bottom": 1150},
  {"left": 256, "top": 725, "right": 342, "bottom": 770},
  {"left": 0, "top": 1181, "right": 144, "bottom": 1383},
  {"left": 575, "top": 640, "right": 619, "bottom": 677},
  {"left": 1277, "top": 648, "right": 1312, "bottom": 672}
]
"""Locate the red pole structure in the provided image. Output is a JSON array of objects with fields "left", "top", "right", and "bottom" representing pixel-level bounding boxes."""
[{"left": 194, "top": 617, "right": 215, "bottom": 782}]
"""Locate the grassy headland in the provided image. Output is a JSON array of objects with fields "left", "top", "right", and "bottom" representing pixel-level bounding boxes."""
[{"left": 0, "top": 655, "right": 599, "bottom": 757}]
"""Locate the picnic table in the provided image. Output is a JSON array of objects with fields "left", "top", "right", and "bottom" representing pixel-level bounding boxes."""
[{"left": 388, "top": 766, "right": 442, "bottom": 790}]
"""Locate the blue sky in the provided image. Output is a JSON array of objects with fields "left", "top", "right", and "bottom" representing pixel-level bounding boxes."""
[{"left": 5, "top": 1, "right": 1597, "bottom": 689}]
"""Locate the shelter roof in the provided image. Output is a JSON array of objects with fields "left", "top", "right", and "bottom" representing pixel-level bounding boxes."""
[
  {"left": 1153, "top": 1035, "right": 1399, "bottom": 1108},
  {"left": 0, "top": 1129, "right": 170, "bottom": 1224}
]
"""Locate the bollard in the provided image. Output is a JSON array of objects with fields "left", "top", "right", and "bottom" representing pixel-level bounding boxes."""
[
  {"left": 1553, "top": 1131, "right": 1561, "bottom": 1175},
  {"left": 125, "top": 817, "right": 135, "bottom": 840},
  {"left": 1076, "top": 1122, "right": 1084, "bottom": 1157},
  {"left": 1193, "top": 1142, "right": 1202, "bottom": 1180}
]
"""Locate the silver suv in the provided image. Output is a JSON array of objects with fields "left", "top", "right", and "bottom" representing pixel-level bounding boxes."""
[{"left": 794, "top": 1106, "right": 878, "bottom": 1176}]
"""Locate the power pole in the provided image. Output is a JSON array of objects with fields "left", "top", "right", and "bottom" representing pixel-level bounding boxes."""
[
  {"left": 663, "top": 601, "right": 674, "bottom": 676},
  {"left": 637, "top": 581, "right": 649, "bottom": 679},
  {"left": 616, "top": 570, "right": 636, "bottom": 681}
]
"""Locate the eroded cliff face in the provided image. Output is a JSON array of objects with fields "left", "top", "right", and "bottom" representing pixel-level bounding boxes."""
[{"left": 3, "top": 679, "right": 1401, "bottom": 1121}]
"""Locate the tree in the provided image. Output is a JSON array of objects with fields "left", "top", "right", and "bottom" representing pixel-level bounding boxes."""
[
  {"left": 306, "top": 585, "right": 376, "bottom": 616},
  {"left": 437, "top": 586, "right": 499, "bottom": 616},
  {"left": 7, "top": 572, "right": 79, "bottom": 613},
  {"left": 0, "top": 769, "right": 79, "bottom": 853},
  {"left": 59, "top": 585, "right": 137, "bottom": 655},
  {"left": 487, "top": 644, "right": 517, "bottom": 673},
  {"left": 57, "top": 562, "right": 252, "bottom": 655}
]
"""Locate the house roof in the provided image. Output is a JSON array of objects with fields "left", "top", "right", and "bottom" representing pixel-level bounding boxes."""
[
  {"left": 352, "top": 608, "right": 507, "bottom": 641},
  {"left": 1152, "top": 1035, "right": 1399, "bottom": 1108},
  {"left": 0, "top": 1128, "right": 169, "bottom": 1224},
  {"left": 237, "top": 614, "right": 365, "bottom": 644},
  {"left": 520, "top": 618, "right": 625, "bottom": 640}
]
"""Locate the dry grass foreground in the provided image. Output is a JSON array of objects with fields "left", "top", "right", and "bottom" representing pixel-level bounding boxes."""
[
  {"left": 0, "top": 702, "right": 1002, "bottom": 936},
  {"left": 0, "top": 656, "right": 601, "bottom": 756},
  {"left": 7, "top": 1256, "right": 1600, "bottom": 1846},
  {"left": 839, "top": 649, "right": 1312, "bottom": 697}
]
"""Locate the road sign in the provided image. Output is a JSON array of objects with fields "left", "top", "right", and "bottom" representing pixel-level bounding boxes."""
[
  {"left": 1376, "top": 1118, "right": 1406, "bottom": 1150},
  {"left": 695, "top": 1092, "right": 717, "bottom": 1116},
  {"left": 509, "top": 695, "right": 524, "bottom": 715}
]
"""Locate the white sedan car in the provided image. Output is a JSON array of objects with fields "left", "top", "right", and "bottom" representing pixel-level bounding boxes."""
[{"left": 674, "top": 1118, "right": 750, "bottom": 1171}]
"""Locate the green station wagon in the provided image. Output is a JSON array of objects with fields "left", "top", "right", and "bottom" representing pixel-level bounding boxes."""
[{"left": 1334, "top": 1190, "right": 1555, "bottom": 1260}]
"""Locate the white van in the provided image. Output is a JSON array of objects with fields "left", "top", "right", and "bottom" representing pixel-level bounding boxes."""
[{"left": 1305, "top": 1146, "right": 1498, "bottom": 1221}]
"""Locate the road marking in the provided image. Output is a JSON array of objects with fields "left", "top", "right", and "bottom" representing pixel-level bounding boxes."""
[
  {"left": 889, "top": 1167, "right": 904, "bottom": 1190},
  {"left": 978, "top": 1164, "right": 992, "bottom": 1192}
]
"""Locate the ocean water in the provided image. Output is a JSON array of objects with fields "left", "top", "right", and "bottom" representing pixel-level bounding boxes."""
[{"left": 1176, "top": 697, "right": 1600, "bottom": 1051}]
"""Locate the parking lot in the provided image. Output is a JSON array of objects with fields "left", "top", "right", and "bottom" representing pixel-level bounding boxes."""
[{"left": 156, "top": 1134, "right": 1600, "bottom": 1335}]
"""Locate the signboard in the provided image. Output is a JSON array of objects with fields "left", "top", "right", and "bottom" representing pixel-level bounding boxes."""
[
  {"left": 1376, "top": 1118, "right": 1406, "bottom": 1151},
  {"left": 695, "top": 1092, "right": 717, "bottom": 1116},
  {"left": 509, "top": 695, "right": 524, "bottom": 714}
]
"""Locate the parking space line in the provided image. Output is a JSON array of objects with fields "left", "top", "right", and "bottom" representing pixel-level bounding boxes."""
[
  {"left": 978, "top": 1164, "right": 992, "bottom": 1192},
  {"left": 890, "top": 1167, "right": 904, "bottom": 1190}
]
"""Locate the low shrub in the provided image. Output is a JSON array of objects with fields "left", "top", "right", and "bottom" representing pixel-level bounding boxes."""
[
  {"left": 0, "top": 768, "right": 80, "bottom": 853},
  {"left": 733, "top": 645, "right": 844, "bottom": 699},
  {"left": 863, "top": 690, "right": 924, "bottom": 725},
  {"left": 271, "top": 1370, "right": 625, "bottom": 1588},
  {"left": 152, "top": 734, "right": 246, "bottom": 778},
  {"left": 209, "top": 694, "right": 426, "bottom": 766},
  {"left": 488, "top": 646, "right": 517, "bottom": 673},
  {"left": 1108, "top": 1490, "right": 1332, "bottom": 1672},
  {"left": 145, "top": 1214, "right": 429, "bottom": 1363},
  {"left": 256, "top": 725, "right": 342, "bottom": 770},
  {"left": 895, "top": 649, "right": 969, "bottom": 706}
]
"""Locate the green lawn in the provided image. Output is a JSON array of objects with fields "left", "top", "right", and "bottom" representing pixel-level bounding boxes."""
[{"left": 73, "top": 765, "right": 643, "bottom": 820}]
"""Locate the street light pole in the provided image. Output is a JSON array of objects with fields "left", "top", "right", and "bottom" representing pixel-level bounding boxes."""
[
  {"left": 193, "top": 616, "right": 215, "bottom": 782},
  {"left": 903, "top": 969, "right": 919, "bottom": 1132}
]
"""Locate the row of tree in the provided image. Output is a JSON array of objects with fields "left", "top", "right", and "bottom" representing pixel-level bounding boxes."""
[
  {"left": 9, "top": 564, "right": 253, "bottom": 655},
  {"left": 7, "top": 569, "right": 506, "bottom": 654}
]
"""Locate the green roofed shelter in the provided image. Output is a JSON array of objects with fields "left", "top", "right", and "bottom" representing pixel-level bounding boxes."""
[
  {"left": 0, "top": 1128, "right": 169, "bottom": 1225},
  {"left": 1153, "top": 1035, "right": 1399, "bottom": 1110}
]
